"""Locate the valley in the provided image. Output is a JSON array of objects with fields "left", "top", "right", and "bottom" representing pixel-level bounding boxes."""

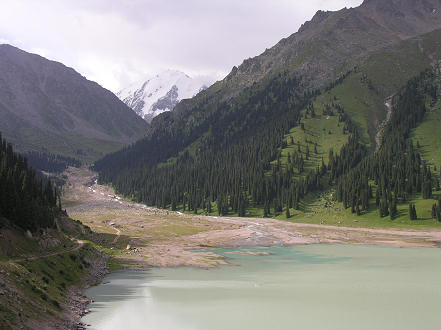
[{"left": 3, "top": 0, "right": 441, "bottom": 328}]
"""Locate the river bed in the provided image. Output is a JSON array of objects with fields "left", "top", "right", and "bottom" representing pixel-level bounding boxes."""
[{"left": 82, "top": 245, "right": 441, "bottom": 330}]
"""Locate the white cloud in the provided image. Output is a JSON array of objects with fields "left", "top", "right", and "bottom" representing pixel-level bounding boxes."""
[{"left": 0, "top": 0, "right": 363, "bottom": 92}]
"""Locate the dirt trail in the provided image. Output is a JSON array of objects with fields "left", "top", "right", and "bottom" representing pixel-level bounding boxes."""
[
  {"left": 111, "top": 227, "right": 121, "bottom": 244},
  {"left": 5, "top": 239, "right": 84, "bottom": 264},
  {"left": 63, "top": 167, "right": 441, "bottom": 268}
]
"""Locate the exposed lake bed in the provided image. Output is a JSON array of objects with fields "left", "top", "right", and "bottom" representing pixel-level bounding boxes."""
[
  {"left": 82, "top": 244, "right": 441, "bottom": 330},
  {"left": 64, "top": 167, "right": 441, "bottom": 270},
  {"left": 62, "top": 168, "right": 441, "bottom": 329}
]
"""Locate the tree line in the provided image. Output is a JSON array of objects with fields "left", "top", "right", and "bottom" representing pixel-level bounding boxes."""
[
  {"left": 0, "top": 133, "right": 59, "bottom": 232},
  {"left": 24, "top": 151, "right": 81, "bottom": 173},
  {"left": 332, "top": 68, "right": 440, "bottom": 220},
  {"left": 95, "top": 70, "right": 355, "bottom": 216}
]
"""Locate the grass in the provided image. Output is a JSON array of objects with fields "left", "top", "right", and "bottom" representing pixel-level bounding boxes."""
[
  {"left": 272, "top": 188, "right": 441, "bottom": 229},
  {"left": 146, "top": 66, "right": 441, "bottom": 229},
  {"left": 411, "top": 98, "right": 441, "bottom": 168},
  {"left": 149, "top": 224, "right": 208, "bottom": 237},
  {"left": 363, "top": 36, "right": 433, "bottom": 97},
  {"left": 270, "top": 69, "right": 382, "bottom": 176},
  {"left": 273, "top": 109, "right": 348, "bottom": 173},
  {"left": 264, "top": 33, "right": 441, "bottom": 228},
  {"left": 8, "top": 126, "right": 126, "bottom": 164},
  {"left": 0, "top": 241, "right": 101, "bottom": 329},
  {"left": 326, "top": 72, "right": 384, "bottom": 147}
]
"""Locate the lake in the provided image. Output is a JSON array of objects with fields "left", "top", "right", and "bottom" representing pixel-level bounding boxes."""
[{"left": 82, "top": 245, "right": 441, "bottom": 330}]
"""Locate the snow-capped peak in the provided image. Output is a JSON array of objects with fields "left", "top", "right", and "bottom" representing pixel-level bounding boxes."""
[{"left": 117, "top": 70, "right": 214, "bottom": 123}]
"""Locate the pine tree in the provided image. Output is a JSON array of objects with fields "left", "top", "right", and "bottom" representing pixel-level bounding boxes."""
[
  {"left": 411, "top": 204, "right": 417, "bottom": 220},
  {"left": 409, "top": 204, "right": 415, "bottom": 220},
  {"left": 263, "top": 200, "right": 269, "bottom": 217},
  {"left": 207, "top": 200, "right": 212, "bottom": 214},
  {"left": 0, "top": 134, "right": 57, "bottom": 232},
  {"left": 390, "top": 198, "right": 397, "bottom": 220}
]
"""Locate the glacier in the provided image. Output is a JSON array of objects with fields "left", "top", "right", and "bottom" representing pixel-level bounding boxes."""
[{"left": 117, "top": 70, "right": 214, "bottom": 123}]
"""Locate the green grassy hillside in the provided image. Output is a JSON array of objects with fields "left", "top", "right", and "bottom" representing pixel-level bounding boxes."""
[
  {"left": 277, "top": 190, "right": 441, "bottom": 229},
  {"left": 272, "top": 70, "right": 383, "bottom": 174},
  {"left": 411, "top": 97, "right": 441, "bottom": 167},
  {"left": 0, "top": 217, "right": 107, "bottom": 329},
  {"left": 8, "top": 127, "right": 126, "bottom": 164}
]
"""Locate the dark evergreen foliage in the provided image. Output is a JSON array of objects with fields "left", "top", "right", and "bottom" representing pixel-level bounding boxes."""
[
  {"left": 333, "top": 69, "right": 439, "bottom": 217},
  {"left": 94, "top": 71, "right": 346, "bottom": 214},
  {"left": 0, "top": 134, "right": 58, "bottom": 232},
  {"left": 95, "top": 66, "right": 439, "bottom": 221},
  {"left": 24, "top": 151, "right": 81, "bottom": 173},
  {"left": 409, "top": 204, "right": 417, "bottom": 220}
]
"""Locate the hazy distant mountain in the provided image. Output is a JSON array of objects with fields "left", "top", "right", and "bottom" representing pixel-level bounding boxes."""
[
  {"left": 118, "top": 70, "right": 213, "bottom": 123},
  {"left": 0, "top": 44, "right": 149, "bottom": 162}
]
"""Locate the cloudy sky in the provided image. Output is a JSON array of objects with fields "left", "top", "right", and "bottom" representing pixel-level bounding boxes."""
[{"left": 0, "top": 0, "right": 363, "bottom": 92}]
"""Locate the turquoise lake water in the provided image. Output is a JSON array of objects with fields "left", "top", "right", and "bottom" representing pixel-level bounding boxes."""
[{"left": 82, "top": 245, "right": 441, "bottom": 330}]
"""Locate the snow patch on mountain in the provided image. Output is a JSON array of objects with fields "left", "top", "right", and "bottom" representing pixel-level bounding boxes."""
[{"left": 117, "top": 70, "right": 214, "bottom": 122}]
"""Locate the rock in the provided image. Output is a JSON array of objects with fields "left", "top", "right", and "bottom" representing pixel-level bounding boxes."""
[{"left": 126, "top": 244, "right": 131, "bottom": 250}]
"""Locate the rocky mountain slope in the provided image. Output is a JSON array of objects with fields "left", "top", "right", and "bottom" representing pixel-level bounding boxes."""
[
  {"left": 136, "top": 0, "right": 441, "bottom": 147},
  {"left": 0, "top": 44, "right": 149, "bottom": 162},
  {"left": 94, "top": 0, "right": 441, "bottom": 224},
  {"left": 118, "top": 70, "right": 213, "bottom": 123},
  {"left": 222, "top": 0, "right": 441, "bottom": 92},
  {"left": 105, "top": 0, "right": 441, "bottom": 155}
]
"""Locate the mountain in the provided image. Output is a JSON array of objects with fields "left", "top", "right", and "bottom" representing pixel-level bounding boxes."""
[
  {"left": 118, "top": 70, "right": 213, "bottom": 123},
  {"left": 146, "top": 0, "right": 441, "bottom": 147},
  {"left": 221, "top": 0, "right": 441, "bottom": 92},
  {"left": 0, "top": 44, "right": 149, "bottom": 162},
  {"left": 94, "top": 0, "right": 441, "bottom": 225},
  {"left": 0, "top": 133, "right": 58, "bottom": 232}
]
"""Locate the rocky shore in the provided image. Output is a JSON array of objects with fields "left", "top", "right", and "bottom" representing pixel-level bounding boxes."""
[{"left": 59, "top": 250, "right": 108, "bottom": 329}]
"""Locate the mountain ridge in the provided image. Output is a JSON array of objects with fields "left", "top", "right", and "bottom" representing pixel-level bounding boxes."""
[
  {"left": 94, "top": 0, "right": 441, "bottom": 225},
  {"left": 118, "top": 70, "right": 213, "bottom": 123},
  {"left": 0, "top": 44, "right": 149, "bottom": 162},
  {"left": 142, "top": 0, "right": 441, "bottom": 139}
]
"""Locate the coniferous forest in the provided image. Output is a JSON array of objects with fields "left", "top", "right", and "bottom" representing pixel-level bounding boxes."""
[
  {"left": 333, "top": 68, "right": 441, "bottom": 219},
  {"left": 0, "top": 133, "right": 59, "bottom": 232},
  {"left": 95, "top": 66, "right": 441, "bottom": 221},
  {"left": 24, "top": 151, "right": 81, "bottom": 173},
  {"left": 95, "top": 72, "right": 327, "bottom": 215}
]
